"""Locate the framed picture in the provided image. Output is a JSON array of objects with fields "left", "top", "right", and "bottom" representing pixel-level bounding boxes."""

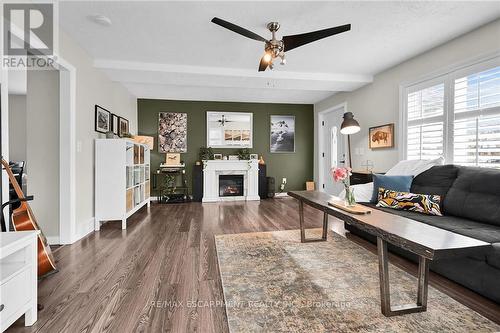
[
  {"left": 111, "top": 114, "right": 119, "bottom": 135},
  {"left": 270, "top": 115, "right": 295, "bottom": 153},
  {"left": 369, "top": 123, "right": 394, "bottom": 149},
  {"left": 249, "top": 153, "right": 258, "bottom": 160},
  {"left": 206, "top": 111, "right": 253, "bottom": 148},
  {"left": 165, "top": 153, "right": 181, "bottom": 165},
  {"left": 213, "top": 153, "right": 223, "bottom": 160},
  {"left": 158, "top": 112, "right": 187, "bottom": 153},
  {"left": 95, "top": 105, "right": 111, "bottom": 133},
  {"left": 118, "top": 117, "right": 129, "bottom": 137}
]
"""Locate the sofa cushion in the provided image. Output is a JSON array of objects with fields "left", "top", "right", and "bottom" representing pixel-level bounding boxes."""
[
  {"left": 364, "top": 203, "right": 500, "bottom": 243},
  {"left": 371, "top": 174, "right": 413, "bottom": 203},
  {"left": 444, "top": 167, "right": 500, "bottom": 227},
  {"left": 410, "top": 165, "right": 459, "bottom": 199}
]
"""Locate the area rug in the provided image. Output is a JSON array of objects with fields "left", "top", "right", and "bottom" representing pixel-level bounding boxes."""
[{"left": 215, "top": 229, "right": 500, "bottom": 333}]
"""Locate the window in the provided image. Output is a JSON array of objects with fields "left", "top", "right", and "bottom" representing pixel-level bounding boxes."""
[
  {"left": 453, "top": 66, "right": 500, "bottom": 168},
  {"left": 402, "top": 57, "right": 500, "bottom": 168},
  {"left": 406, "top": 83, "right": 445, "bottom": 160}
]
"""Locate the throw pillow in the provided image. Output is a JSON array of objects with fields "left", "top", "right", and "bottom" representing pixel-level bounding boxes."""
[
  {"left": 376, "top": 188, "right": 443, "bottom": 216},
  {"left": 370, "top": 174, "right": 413, "bottom": 203}
]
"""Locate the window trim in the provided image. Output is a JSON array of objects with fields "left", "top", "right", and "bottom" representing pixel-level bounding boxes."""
[{"left": 399, "top": 53, "right": 500, "bottom": 163}]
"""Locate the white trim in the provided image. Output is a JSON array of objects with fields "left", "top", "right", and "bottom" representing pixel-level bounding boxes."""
[
  {"left": 57, "top": 58, "right": 77, "bottom": 244},
  {"left": 46, "top": 236, "right": 60, "bottom": 245},
  {"left": 399, "top": 53, "right": 500, "bottom": 162},
  {"left": 317, "top": 102, "right": 348, "bottom": 193},
  {"left": 73, "top": 217, "right": 95, "bottom": 243},
  {"left": 1, "top": 67, "right": 9, "bottom": 226},
  {"left": 52, "top": 56, "right": 77, "bottom": 244}
]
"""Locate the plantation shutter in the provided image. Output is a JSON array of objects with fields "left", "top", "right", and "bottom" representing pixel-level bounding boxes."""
[
  {"left": 453, "top": 66, "right": 500, "bottom": 168},
  {"left": 406, "top": 83, "right": 445, "bottom": 160}
]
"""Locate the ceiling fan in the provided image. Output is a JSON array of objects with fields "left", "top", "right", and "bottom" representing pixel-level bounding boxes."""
[
  {"left": 211, "top": 17, "right": 351, "bottom": 72},
  {"left": 217, "top": 115, "right": 233, "bottom": 126}
]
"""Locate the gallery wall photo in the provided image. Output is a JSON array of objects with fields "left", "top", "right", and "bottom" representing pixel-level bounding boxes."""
[
  {"left": 270, "top": 115, "right": 295, "bottom": 153},
  {"left": 95, "top": 105, "right": 111, "bottom": 133},
  {"left": 158, "top": 112, "right": 188, "bottom": 153}
]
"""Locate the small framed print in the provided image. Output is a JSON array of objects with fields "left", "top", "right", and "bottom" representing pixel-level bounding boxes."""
[
  {"left": 118, "top": 117, "right": 129, "bottom": 137},
  {"left": 95, "top": 105, "right": 111, "bottom": 133},
  {"left": 165, "top": 153, "right": 181, "bottom": 165},
  {"left": 111, "top": 114, "right": 120, "bottom": 135},
  {"left": 369, "top": 123, "right": 394, "bottom": 149},
  {"left": 249, "top": 154, "right": 258, "bottom": 160},
  {"left": 213, "top": 153, "right": 223, "bottom": 160}
]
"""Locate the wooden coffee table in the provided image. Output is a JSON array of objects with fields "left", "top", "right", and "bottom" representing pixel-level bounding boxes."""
[{"left": 288, "top": 190, "right": 491, "bottom": 317}]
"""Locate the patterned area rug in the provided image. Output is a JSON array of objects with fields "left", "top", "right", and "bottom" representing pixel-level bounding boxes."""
[{"left": 215, "top": 229, "right": 500, "bottom": 333}]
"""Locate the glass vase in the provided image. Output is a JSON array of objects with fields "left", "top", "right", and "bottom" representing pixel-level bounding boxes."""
[{"left": 344, "top": 185, "right": 356, "bottom": 207}]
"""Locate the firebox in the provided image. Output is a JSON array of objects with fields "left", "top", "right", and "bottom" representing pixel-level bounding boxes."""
[{"left": 219, "top": 175, "right": 244, "bottom": 197}]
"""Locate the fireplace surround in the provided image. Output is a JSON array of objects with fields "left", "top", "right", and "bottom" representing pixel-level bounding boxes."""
[{"left": 202, "top": 160, "right": 260, "bottom": 202}]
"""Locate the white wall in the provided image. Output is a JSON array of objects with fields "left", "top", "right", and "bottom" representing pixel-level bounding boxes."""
[
  {"left": 58, "top": 30, "right": 137, "bottom": 239},
  {"left": 8, "top": 95, "right": 27, "bottom": 162},
  {"left": 314, "top": 19, "right": 500, "bottom": 181},
  {"left": 26, "top": 70, "right": 60, "bottom": 238}
]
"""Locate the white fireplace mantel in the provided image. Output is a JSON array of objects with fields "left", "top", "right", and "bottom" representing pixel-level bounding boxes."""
[{"left": 202, "top": 160, "right": 260, "bottom": 202}]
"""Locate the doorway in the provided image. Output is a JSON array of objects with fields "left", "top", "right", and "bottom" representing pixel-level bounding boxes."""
[
  {"left": 1, "top": 57, "right": 76, "bottom": 244},
  {"left": 318, "top": 104, "right": 347, "bottom": 195}
]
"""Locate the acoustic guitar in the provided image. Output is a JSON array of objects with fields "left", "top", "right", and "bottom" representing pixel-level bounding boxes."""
[{"left": 1, "top": 158, "right": 57, "bottom": 277}]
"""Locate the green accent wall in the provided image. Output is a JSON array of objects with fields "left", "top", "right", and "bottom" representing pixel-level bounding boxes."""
[{"left": 137, "top": 99, "right": 314, "bottom": 195}]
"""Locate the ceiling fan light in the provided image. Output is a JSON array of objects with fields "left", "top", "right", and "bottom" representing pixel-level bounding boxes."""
[{"left": 263, "top": 52, "right": 272, "bottom": 63}]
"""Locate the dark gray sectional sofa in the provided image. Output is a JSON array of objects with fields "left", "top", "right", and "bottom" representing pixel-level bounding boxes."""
[{"left": 346, "top": 165, "right": 500, "bottom": 304}]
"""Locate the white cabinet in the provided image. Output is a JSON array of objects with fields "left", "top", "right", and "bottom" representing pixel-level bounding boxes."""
[
  {"left": 95, "top": 139, "right": 151, "bottom": 230},
  {"left": 0, "top": 231, "right": 38, "bottom": 332}
]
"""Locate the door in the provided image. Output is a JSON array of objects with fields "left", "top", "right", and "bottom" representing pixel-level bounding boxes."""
[{"left": 321, "top": 108, "right": 346, "bottom": 195}]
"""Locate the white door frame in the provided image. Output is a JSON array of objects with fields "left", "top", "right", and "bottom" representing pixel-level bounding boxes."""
[
  {"left": 317, "top": 102, "right": 348, "bottom": 193},
  {"left": 54, "top": 57, "right": 77, "bottom": 244},
  {"left": 1, "top": 69, "right": 9, "bottom": 226},
  {"left": 1, "top": 57, "right": 76, "bottom": 244}
]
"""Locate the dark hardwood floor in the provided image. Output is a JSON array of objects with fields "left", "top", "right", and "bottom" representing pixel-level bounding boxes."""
[{"left": 7, "top": 198, "right": 500, "bottom": 332}]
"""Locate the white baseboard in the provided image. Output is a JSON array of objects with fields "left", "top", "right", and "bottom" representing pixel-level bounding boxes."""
[
  {"left": 71, "top": 217, "right": 95, "bottom": 243},
  {"left": 46, "top": 236, "right": 60, "bottom": 245}
]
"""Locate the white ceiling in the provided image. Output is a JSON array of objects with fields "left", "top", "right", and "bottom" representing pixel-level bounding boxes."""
[{"left": 59, "top": 1, "right": 500, "bottom": 104}]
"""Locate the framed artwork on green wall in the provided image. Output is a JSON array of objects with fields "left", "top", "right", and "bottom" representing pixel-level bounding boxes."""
[
  {"left": 158, "top": 112, "right": 188, "bottom": 153},
  {"left": 206, "top": 111, "right": 253, "bottom": 148},
  {"left": 270, "top": 115, "right": 295, "bottom": 153}
]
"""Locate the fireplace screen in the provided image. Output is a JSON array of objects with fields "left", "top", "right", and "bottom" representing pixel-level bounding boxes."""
[{"left": 219, "top": 175, "right": 244, "bottom": 197}]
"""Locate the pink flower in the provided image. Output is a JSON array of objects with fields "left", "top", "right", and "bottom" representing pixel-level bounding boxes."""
[{"left": 331, "top": 167, "right": 349, "bottom": 182}]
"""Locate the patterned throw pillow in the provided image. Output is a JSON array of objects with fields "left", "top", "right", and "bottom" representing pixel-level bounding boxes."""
[{"left": 376, "top": 188, "right": 443, "bottom": 216}]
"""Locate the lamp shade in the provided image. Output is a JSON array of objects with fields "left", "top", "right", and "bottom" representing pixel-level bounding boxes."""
[{"left": 340, "top": 112, "right": 360, "bottom": 135}]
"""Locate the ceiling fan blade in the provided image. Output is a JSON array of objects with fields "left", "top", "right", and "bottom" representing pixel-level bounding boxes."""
[
  {"left": 282, "top": 24, "right": 351, "bottom": 52},
  {"left": 258, "top": 56, "right": 268, "bottom": 72},
  {"left": 211, "top": 17, "right": 267, "bottom": 42}
]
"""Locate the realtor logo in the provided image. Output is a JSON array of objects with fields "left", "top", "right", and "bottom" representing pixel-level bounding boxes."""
[{"left": 3, "top": 2, "right": 57, "bottom": 69}]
